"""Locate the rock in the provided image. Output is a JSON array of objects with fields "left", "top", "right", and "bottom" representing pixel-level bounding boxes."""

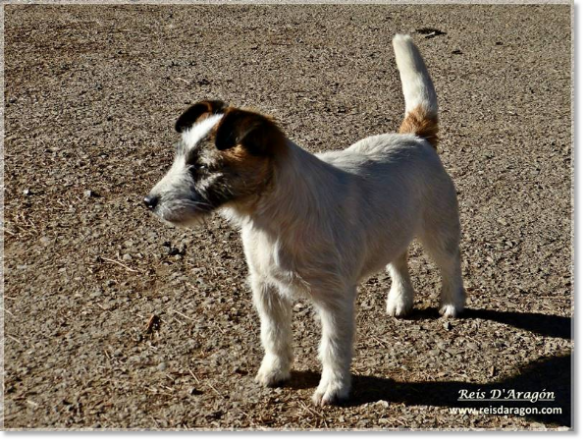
[
  {"left": 207, "top": 411, "right": 223, "bottom": 420},
  {"left": 189, "top": 387, "right": 203, "bottom": 395},
  {"left": 466, "top": 343, "right": 479, "bottom": 351},
  {"left": 84, "top": 189, "right": 99, "bottom": 198}
]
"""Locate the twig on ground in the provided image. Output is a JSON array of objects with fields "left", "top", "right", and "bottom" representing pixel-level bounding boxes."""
[{"left": 102, "top": 256, "right": 141, "bottom": 273}]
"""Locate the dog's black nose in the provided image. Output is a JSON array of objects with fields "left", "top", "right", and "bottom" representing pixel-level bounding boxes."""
[{"left": 144, "top": 195, "right": 159, "bottom": 211}]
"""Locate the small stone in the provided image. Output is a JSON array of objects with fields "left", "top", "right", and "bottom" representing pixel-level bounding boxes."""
[
  {"left": 206, "top": 410, "right": 223, "bottom": 419},
  {"left": 157, "top": 362, "right": 167, "bottom": 371},
  {"left": 23, "top": 188, "right": 31, "bottom": 196},
  {"left": 189, "top": 387, "right": 203, "bottom": 395},
  {"left": 122, "top": 254, "right": 132, "bottom": 261},
  {"left": 84, "top": 189, "right": 99, "bottom": 198}
]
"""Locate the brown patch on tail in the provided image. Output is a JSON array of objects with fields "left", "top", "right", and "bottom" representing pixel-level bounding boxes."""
[{"left": 399, "top": 105, "right": 439, "bottom": 149}]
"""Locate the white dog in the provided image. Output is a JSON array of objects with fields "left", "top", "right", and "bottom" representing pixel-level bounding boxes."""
[{"left": 146, "top": 35, "right": 465, "bottom": 405}]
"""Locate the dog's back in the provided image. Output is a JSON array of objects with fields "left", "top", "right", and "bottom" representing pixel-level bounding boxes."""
[{"left": 313, "top": 34, "right": 459, "bottom": 280}]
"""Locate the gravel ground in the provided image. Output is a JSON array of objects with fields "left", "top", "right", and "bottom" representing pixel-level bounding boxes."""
[{"left": 2, "top": 3, "right": 573, "bottom": 430}]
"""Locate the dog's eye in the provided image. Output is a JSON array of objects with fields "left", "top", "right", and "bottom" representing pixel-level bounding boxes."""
[{"left": 197, "top": 164, "right": 209, "bottom": 171}]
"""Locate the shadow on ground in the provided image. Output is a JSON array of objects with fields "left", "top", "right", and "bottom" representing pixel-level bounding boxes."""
[
  {"left": 405, "top": 307, "right": 571, "bottom": 340},
  {"left": 287, "top": 309, "right": 573, "bottom": 427}
]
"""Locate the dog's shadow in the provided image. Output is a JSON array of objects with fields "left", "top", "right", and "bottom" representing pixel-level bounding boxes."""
[
  {"left": 287, "top": 309, "right": 573, "bottom": 427},
  {"left": 408, "top": 307, "right": 571, "bottom": 340}
]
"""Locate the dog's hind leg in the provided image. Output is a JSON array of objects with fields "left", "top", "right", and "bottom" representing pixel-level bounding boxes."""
[
  {"left": 251, "top": 274, "right": 293, "bottom": 387},
  {"left": 419, "top": 223, "right": 465, "bottom": 318},
  {"left": 386, "top": 252, "right": 415, "bottom": 317}
]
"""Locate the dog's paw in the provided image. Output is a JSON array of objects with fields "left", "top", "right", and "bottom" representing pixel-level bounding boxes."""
[
  {"left": 312, "top": 380, "right": 351, "bottom": 406},
  {"left": 255, "top": 360, "right": 291, "bottom": 388},
  {"left": 439, "top": 304, "right": 463, "bottom": 318},
  {"left": 386, "top": 295, "right": 413, "bottom": 318}
]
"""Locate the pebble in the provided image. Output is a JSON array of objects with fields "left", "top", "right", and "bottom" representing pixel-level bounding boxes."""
[
  {"left": 157, "top": 362, "right": 167, "bottom": 371},
  {"left": 84, "top": 189, "right": 98, "bottom": 198}
]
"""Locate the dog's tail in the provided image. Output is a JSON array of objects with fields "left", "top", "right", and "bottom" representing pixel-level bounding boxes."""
[{"left": 393, "top": 34, "right": 439, "bottom": 149}]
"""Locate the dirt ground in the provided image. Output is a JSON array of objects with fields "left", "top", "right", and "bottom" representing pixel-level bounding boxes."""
[{"left": 2, "top": 3, "right": 573, "bottom": 430}]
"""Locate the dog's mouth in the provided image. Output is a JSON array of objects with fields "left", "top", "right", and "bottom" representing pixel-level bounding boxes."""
[{"left": 152, "top": 198, "right": 214, "bottom": 226}]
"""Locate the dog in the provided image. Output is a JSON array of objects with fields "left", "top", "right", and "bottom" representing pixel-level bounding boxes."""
[{"left": 145, "top": 35, "right": 465, "bottom": 405}]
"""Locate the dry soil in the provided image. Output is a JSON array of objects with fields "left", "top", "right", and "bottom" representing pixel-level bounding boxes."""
[{"left": 2, "top": 3, "right": 573, "bottom": 430}]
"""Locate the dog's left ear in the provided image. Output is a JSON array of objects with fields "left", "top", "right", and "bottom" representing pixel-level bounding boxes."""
[
  {"left": 175, "top": 100, "right": 226, "bottom": 133},
  {"left": 214, "top": 109, "right": 285, "bottom": 157}
]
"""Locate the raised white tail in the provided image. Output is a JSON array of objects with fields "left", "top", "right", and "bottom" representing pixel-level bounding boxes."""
[{"left": 392, "top": 34, "right": 439, "bottom": 148}]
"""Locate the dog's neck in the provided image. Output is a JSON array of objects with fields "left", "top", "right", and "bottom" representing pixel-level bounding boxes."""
[{"left": 223, "top": 140, "right": 345, "bottom": 237}]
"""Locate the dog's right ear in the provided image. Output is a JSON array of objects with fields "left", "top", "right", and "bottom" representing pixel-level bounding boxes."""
[
  {"left": 214, "top": 109, "right": 286, "bottom": 157},
  {"left": 175, "top": 100, "right": 226, "bottom": 133}
]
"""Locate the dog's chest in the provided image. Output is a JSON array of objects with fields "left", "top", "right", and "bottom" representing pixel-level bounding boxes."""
[{"left": 241, "top": 229, "right": 313, "bottom": 296}]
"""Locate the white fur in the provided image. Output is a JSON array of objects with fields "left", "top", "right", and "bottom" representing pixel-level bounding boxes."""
[
  {"left": 150, "top": 114, "right": 225, "bottom": 224},
  {"left": 150, "top": 35, "right": 465, "bottom": 406},
  {"left": 222, "top": 35, "right": 464, "bottom": 405},
  {"left": 181, "top": 113, "right": 223, "bottom": 149},
  {"left": 225, "top": 132, "right": 464, "bottom": 404},
  {"left": 393, "top": 34, "right": 437, "bottom": 117}
]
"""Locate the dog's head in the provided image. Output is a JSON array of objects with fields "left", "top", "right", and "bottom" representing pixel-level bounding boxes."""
[{"left": 145, "top": 100, "right": 286, "bottom": 226}]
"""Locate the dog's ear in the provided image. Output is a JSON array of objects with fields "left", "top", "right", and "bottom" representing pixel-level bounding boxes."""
[
  {"left": 175, "top": 100, "right": 226, "bottom": 133},
  {"left": 214, "top": 109, "right": 285, "bottom": 157}
]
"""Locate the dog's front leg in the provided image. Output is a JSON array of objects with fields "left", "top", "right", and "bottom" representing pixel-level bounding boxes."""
[
  {"left": 313, "top": 289, "right": 356, "bottom": 406},
  {"left": 251, "top": 275, "right": 293, "bottom": 387}
]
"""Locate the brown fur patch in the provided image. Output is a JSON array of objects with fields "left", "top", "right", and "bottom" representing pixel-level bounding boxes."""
[
  {"left": 398, "top": 105, "right": 439, "bottom": 149},
  {"left": 221, "top": 144, "right": 273, "bottom": 195},
  {"left": 215, "top": 108, "right": 287, "bottom": 158},
  {"left": 208, "top": 108, "right": 289, "bottom": 209}
]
